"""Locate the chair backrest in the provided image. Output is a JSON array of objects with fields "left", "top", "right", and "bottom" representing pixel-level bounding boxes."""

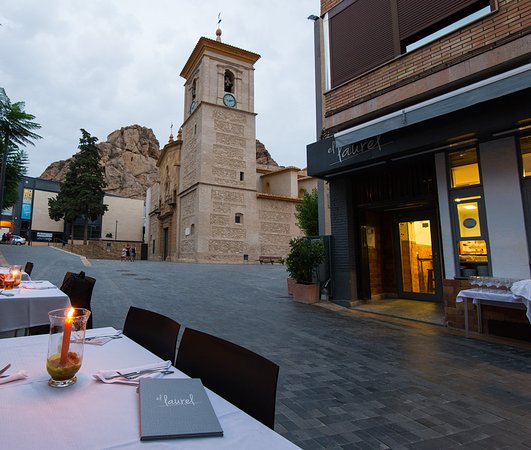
[
  {"left": 24, "top": 262, "right": 34, "bottom": 277},
  {"left": 123, "top": 306, "right": 181, "bottom": 362},
  {"left": 60, "top": 271, "right": 96, "bottom": 329},
  {"left": 176, "top": 327, "right": 280, "bottom": 429}
]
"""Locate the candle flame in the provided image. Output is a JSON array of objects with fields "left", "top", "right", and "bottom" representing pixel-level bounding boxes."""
[{"left": 67, "top": 307, "right": 75, "bottom": 319}]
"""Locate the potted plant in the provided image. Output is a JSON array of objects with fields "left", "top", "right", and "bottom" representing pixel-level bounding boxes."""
[{"left": 285, "top": 237, "right": 325, "bottom": 304}]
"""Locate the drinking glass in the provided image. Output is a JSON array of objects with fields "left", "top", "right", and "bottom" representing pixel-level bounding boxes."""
[
  {"left": 47, "top": 308, "right": 91, "bottom": 388},
  {"left": 3, "top": 273, "right": 15, "bottom": 290}
]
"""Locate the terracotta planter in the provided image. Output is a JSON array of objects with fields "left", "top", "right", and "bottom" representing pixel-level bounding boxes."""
[
  {"left": 287, "top": 277, "right": 296, "bottom": 296},
  {"left": 291, "top": 282, "right": 320, "bottom": 304}
]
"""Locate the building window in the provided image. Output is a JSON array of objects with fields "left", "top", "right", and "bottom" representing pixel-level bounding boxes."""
[
  {"left": 451, "top": 191, "right": 489, "bottom": 277},
  {"left": 152, "top": 240, "right": 155, "bottom": 254},
  {"left": 235, "top": 213, "right": 243, "bottom": 224},
  {"left": 449, "top": 148, "right": 480, "bottom": 188},
  {"left": 190, "top": 224, "right": 195, "bottom": 235},
  {"left": 405, "top": 5, "right": 492, "bottom": 52},
  {"left": 224, "top": 70, "right": 234, "bottom": 93},
  {"left": 264, "top": 182, "right": 271, "bottom": 194},
  {"left": 520, "top": 135, "right": 531, "bottom": 177},
  {"left": 191, "top": 79, "right": 196, "bottom": 100},
  {"left": 239, "top": 172, "right": 244, "bottom": 181},
  {"left": 298, "top": 188, "right": 306, "bottom": 199}
]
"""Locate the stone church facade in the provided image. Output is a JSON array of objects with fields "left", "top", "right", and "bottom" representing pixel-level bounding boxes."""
[{"left": 146, "top": 32, "right": 322, "bottom": 263}]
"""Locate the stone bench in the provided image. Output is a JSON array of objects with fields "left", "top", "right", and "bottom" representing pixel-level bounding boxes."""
[{"left": 258, "top": 256, "right": 283, "bottom": 265}]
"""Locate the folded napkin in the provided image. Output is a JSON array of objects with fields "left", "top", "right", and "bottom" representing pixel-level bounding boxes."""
[
  {"left": 21, "top": 280, "right": 56, "bottom": 290},
  {"left": 511, "top": 279, "right": 531, "bottom": 300},
  {"left": 0, "top": 370, "right": 29, "bottom": 385},
  {"left": 93, "top": 361, "right": 172, "bottom": 385}
]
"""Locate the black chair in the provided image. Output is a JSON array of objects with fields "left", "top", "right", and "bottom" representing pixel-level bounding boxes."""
[
  {"left": 24, "top": 262, "right": 34, "bottom": 277},
  {"left": 175, "top": 327, "right": 280, "bottom": 429},
  {"left": 60, "top": 271, "right": 96, "bottom": 329},
  {"left": 123, "top": 306, "right": 181, "bottom": 362}
]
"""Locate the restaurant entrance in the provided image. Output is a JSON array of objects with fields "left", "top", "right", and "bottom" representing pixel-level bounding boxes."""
[{"left": 395, "top": 212, "right": 442, "bottom": 301}]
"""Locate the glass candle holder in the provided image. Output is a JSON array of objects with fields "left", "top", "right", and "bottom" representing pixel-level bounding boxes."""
[
  {"left": 3, "top": 273, "right": 15, "bottom": 290},
  {"left": 9, "top": 265, "right": 22, "bottom": 287},
  {"left": 47, "top": 308, "right": 91, "bottom": 388}
]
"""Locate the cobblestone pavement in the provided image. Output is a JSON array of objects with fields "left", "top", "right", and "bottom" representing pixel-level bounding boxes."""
[{"left": 3, "top": 245, "right": 531, "bottom": 449}]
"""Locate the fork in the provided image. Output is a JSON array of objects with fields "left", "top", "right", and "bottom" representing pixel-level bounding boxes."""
[
  {"left": 85, "top": 331, "right": 123, "bottom": 341},
  {"left": 105, "top": 366, "right": 170, "bottom": 380}
]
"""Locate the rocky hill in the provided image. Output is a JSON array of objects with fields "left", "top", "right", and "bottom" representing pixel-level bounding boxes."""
[
  {"left": 40, "top": 125, "right": 160, "bottom": 199},
  {"left": 40, "top": 126, "right": 279, "bottom": 198}
]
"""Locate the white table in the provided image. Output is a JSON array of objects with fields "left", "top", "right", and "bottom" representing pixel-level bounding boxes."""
[
  {"left": 456, "top": 288, "right": 527, "bottom": 337},
  {"left": 0, "top": 327, "right": 300, "bottom": 450},
  {"left": 0, "top": 281, "right": 70, "bottom": 332}
]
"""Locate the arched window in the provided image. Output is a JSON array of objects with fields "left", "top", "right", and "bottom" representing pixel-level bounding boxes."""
[
  {"left": 299, "top": 188, "right": 306, "bottom": 199},
  {"left": 224, "top": 70, "right": 234, "bottom": 93},
  {"left": 191, "top": 79, "right": 197, "bottom": 99},
  {"left": 265, "top": 182, "right": 271, "bottom": 194}
]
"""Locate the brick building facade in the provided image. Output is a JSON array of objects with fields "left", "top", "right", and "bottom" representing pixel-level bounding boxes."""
[{"left": 307, "top": 0, "right": 531, "bottom": 336}]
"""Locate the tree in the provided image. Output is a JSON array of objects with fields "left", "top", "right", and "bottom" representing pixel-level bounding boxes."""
[
  {"left": 295, "top": 188, "right": 319, "bottom": 236},
  {"left": 48, "top": 129, "right": 108, "bottom": 244},
  {"left": 0, "top": 87, "right": 41, "bottom": 210}
]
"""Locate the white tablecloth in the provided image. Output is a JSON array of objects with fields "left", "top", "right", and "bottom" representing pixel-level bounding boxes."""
[
  {"left": 0, "top": 282, "right": 70, "bottom": 332},
  {"left": 0, "top": 327, "right": 300, "bottom": 450},
  {"left": 456, "top": 288, "right": 530, "bottom": 322}
]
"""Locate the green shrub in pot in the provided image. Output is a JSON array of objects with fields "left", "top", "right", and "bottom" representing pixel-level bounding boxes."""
[{"left": 285, "top": 237, "right": 325, "bottom": 284}]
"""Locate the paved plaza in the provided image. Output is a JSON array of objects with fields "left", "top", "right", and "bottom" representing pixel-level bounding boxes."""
[{"left": 2, "top": 245, "right": 531, "bottom": 449}]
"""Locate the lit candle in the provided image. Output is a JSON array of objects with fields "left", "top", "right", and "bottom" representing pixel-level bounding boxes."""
[{"left": 60, "top": 308, "right": 76, "bottom": 365}]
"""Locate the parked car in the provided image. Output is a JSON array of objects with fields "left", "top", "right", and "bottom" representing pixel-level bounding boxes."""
[{"left": 11, "top": 235, "right": 26, "bottom": 245}]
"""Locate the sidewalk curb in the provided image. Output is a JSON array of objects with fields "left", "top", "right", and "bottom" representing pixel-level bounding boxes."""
[{"left": 50, "top": 246, "right": 92, "bottom": 267}]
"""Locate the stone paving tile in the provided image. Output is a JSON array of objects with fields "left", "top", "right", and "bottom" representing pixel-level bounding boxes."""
[{"left": 3, "top": 245, "right": 531, "bottom": 449}]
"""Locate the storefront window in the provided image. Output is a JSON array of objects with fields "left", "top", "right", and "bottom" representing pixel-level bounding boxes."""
[
  {"left": 520, "top": 136, "right": 531, "bottom": 177},
  {"left": 455, "top": 197, "right": 481, "bottom": 238},
  {"left": 449, "top": 148, "right": 480, "bottom": 188},
  {"left": 452, "top": 194, "right": 489, "bottom": 277}
]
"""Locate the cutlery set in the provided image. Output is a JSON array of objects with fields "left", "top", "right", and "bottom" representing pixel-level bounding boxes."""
[{"left": 106, "top": 367, "right": 173, "bottom": 380}]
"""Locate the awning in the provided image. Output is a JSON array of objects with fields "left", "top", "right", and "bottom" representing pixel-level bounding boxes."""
[{"left": 334, "top": 63, "right": 531, "bottom": 148}]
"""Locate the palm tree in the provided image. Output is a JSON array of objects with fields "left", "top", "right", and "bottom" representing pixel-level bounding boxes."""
[{"left": 0, "top": 87, "right": 41, "bottom": 210}]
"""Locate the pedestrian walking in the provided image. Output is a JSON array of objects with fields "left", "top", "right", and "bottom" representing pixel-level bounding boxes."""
[
  {"left": 121, "top": 246, "right": 127, "bottom": 262},
  {"left": 131, "top": 245, "right": 136, "bottom": 262}
]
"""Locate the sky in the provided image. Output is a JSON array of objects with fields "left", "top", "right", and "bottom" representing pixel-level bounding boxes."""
[{"left": 0, "top": 0, "right": 320, "bottom": 177}]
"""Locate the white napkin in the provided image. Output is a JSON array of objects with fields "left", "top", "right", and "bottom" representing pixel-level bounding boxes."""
[
  {"left": 511, "top": 279, "right": 531, "bottom": 300},
  {"left": 92, "top": 361, "right": 172, "bottom": 385},
  {"left": 21, "top": 280, "right": 56, "bottom": 290},
  {"left": 0, "top": 370, "right": 29, "bottom": 385}
]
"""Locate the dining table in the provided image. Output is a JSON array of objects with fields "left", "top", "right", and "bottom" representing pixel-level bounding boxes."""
[
  {"left": 0, "top": 327, "right": 300, "bottom": 449},
  {"left": 456, "top": 288, "right": 527, "bottom": 337},
  {"left": 0, "top": 280, "right": 70, "bottom": 333}
]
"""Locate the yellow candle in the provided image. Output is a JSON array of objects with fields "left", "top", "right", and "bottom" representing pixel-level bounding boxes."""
[{"left": 60, "top": 308, "right": 76, "bottom": 365}]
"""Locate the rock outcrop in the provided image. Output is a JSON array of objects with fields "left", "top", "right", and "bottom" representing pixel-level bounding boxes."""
[
  {"left": 256, "top": 139, "right": 278, "bottom": 167},
  {"left": 40, "top": 125, "right": 161, "bottom": 199},
  {"left": 40, "top": 127, "right": 279, "bottom": 198}
]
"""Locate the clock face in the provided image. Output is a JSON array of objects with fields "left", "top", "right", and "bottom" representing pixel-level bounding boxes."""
[
  {"left": 223, "top": 93, "right": 236, "bottom": 108},
  {"left": 190, "top": 100, "right": 197, "bottom": 114}
]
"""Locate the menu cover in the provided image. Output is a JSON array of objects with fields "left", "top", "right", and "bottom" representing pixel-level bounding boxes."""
[{"left": 139, "top": 378, "right": 223, "bottom": 441}]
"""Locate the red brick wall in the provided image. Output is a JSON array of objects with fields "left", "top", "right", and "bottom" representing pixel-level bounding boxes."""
[
  {"left": 321, "top": 0, "right": 342, "bottom": 16},
  {"left": 324, "top": 0, "right": 531, "bottom": 120}
]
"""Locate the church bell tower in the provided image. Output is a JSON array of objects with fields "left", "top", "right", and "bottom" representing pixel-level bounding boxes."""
[{"left": 178, "top": 29, "right": 261, "bottom": 262}]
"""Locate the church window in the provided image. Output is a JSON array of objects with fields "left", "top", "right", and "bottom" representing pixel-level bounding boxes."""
[
  {"left": 235, "top": 213, "right": 243, "bottom": 224},
  {"left": 191, "top": 79, "right": 197, "bottom": 100},
  {"left": 240, "top": 172, "right": 244, "bottom": 181},
  {"left": 190, "top": 224, "right": 195, "bottom": 235},
  {"left": 224, "top": 70, "right": 235, "bottom": 93}
]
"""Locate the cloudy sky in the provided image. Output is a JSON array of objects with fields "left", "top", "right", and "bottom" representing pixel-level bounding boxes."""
[{"left": 0, "top": 0, "right": 320, "bottom": 177}]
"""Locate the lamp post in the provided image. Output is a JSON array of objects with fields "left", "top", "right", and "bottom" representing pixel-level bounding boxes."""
[{"left": 115, "top": 220, "right": 118, "bottom": 241}]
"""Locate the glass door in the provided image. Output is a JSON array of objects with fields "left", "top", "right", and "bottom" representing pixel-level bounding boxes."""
[{"left": 396, "top": 214, "right": 441, "bottom": 300}]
